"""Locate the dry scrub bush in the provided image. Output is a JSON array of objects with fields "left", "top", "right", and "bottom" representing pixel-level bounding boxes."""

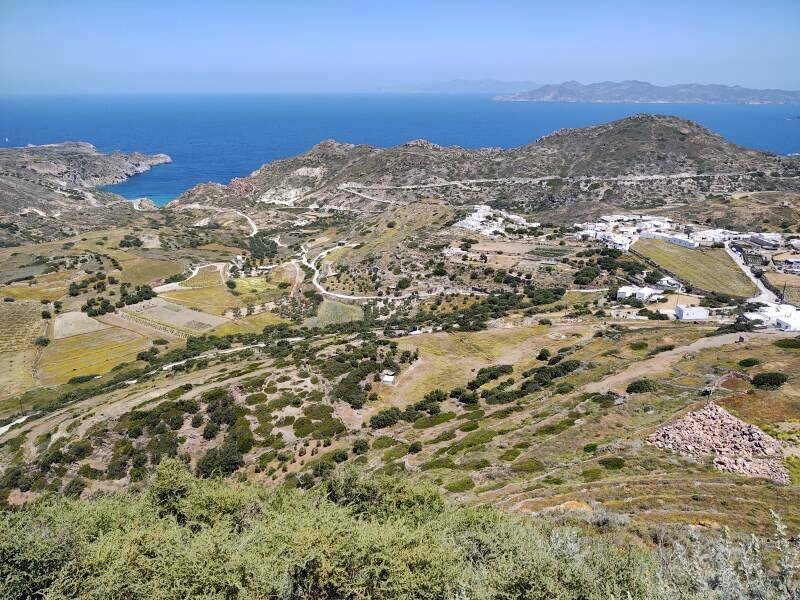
[{"left": 1, "top": 461, "right": 796, "bottom": 599}]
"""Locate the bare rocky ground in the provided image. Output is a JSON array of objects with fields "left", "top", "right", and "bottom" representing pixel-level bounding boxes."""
[{"left": 648, "top": 402, "right": 790, "bottom": 485}]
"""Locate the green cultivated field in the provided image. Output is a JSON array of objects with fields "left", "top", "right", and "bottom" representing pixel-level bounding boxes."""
[
  {"left": 634, "top": 238, "right": 756, "bottom": 297},
  {"left": 304, "top": 299, "right": 363, "bottom": 328}
]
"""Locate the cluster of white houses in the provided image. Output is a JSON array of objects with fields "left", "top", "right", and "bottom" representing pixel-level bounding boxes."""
[
  {"left": 574, "top": 214, "right": 791, "bottom": 253},
  {"left": 456, "top": 205, "right": 541, "bottom": 238},
  {"left": 616, "top": 285, "right": 711, "bottom": 321},
  {"left": 744, "top": 302, "right": 800, "bottom": 332},
  {"left": 615, "top": 282, "right": 800, "bottom": 330}
]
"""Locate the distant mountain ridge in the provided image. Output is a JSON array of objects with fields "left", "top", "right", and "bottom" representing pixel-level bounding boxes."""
[
  {"left": 170, "top": 114, "right": 800, "bottom": 226},
  {"left": 496, "top": 80, "right": 800, "bottom": 104}
]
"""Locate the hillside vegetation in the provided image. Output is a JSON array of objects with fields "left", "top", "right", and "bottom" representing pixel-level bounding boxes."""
[{"left": 2, "top": 460, "right": 798, "bottom": 600}]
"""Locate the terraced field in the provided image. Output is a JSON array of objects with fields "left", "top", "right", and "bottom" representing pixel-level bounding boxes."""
[
  {"left": 161, "top": 285, "right": 244, "bottom": 316},
  {"left": 0, "top": 281, "right": 69, "bottom": 302},
  {"left": 37, "top": 326, "right": 152, "bottom": 385},
  {"left": 633, "top": 238, "right": 756, "bottom": 297},
  {"left": 210, "top": 311, "right": 289, "bottom": 335},
  {"left": 116, "top": 256, "right": 183, "bottom": 286},
  {"left": 122, "top": 298, "right": 228, "bottom": 336},
  {"left": 0, "top": 302, "right": 45, "bottom": 352},
  {"left": 303, "top": 299, "right": 363, "bottom": 328},
  {"left": 53, "top": 311, "right": 110, "bottom": 339},
  {"left": 234, "top": 271, "right": 293, "bottom": 305},
  {"left": 384, "top": 327, "right": 800, "bottom": 533},
  {"left": 0, "top": 349, "right": 38, "bottom": 403}
]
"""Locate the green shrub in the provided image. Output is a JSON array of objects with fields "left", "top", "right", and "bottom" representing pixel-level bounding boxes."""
[
  {"left": 599, "top": 457, "right": 625, "bottom": 470},
  {"left": 738, "top": 357, "right": 761, "bottom": 368},
  {"left": 626, "top": 379, "right": 657, "bottom": 394},
  {"left": 774, "top": 337, "right": 800, "bottom": 349},
  {"left": 582, "top": 467, "right": 603, "bottom": 481},
  {"left": 446, "top": 429, "right": 496, "bottom": 455},
  {"left": 413, "top": 411, "right": 455, "bottom": 429},
  {"left": 67, "top": 374, "right": 98, "bottom": 385},
  {"left": 196, "top": 439, "right": 243, "bottom": 477},
  {"left": 444, "top": 477, "right": 475, "bottom": 492},
  {"left": 421, "top": 457, "right": 457, "bottom": 470},
  {"left": 511, "top": 457, "right": 544, "bottom": 473},
  {"left": 647, "top": 344, "right": 674, "bottom": 356},
  {"left": 352, "top": 438, "right": 369, "bottom": 455},
  {"left": 751, "top": 372, "right": 789, "bottom": 390},
  {"left": 371, "top": 436, "right": 397, "bottom": 449},
  {"left": 370, "top": 408, "right": 401, "bottom": 429}
]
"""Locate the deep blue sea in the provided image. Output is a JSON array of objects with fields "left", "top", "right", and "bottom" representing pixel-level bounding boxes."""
[{"left": 1, "top": 94, "right": 799, "bottom": 205}]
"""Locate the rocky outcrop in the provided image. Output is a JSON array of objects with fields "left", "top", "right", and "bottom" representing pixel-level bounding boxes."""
[
  {"left": 648, "top": 402, "right": 789, "bottom": 485},
  {"left": 0, "top": 142, "right": 170, "bottom": 244},
  {"left": 1, "top": 142, "right": 171, "bottom": 188}
]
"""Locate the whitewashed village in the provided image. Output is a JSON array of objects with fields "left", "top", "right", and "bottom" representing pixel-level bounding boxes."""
[{"left": 573, "top": 213, "right": 800, "bottom": 330}]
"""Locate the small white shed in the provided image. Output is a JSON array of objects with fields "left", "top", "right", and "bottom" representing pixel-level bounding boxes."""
[{"left": 675, "top": 304, "right": 709, "bottom": 320}]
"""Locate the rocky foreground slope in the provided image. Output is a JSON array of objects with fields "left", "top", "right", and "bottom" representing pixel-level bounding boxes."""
[
  {"left": 0, "top": 142, "right": 170, "bottom": 244},
  {"left": 170, "top": 114, "right": 800, "bottom": 222}
]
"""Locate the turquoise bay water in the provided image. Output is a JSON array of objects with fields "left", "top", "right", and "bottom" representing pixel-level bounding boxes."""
[{"left": 1, "top": 94, "right": 798, "bottom": 205}]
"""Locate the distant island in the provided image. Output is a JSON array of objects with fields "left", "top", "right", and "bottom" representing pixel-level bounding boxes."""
[{"left": 495, "top": 80, "right": 800, "bottom": 104}]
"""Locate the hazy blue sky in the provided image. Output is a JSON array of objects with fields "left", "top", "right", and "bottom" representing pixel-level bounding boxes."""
[{"left": 1, "top": 0, "right": 798, "bottom": 93}]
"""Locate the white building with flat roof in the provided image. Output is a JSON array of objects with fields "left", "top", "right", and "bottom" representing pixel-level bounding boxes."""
[
  {"left": 743, "top": 302, "right": 799, "bottom": 328},
  {"left": 777, "top": 314, "right": 800, "bottom": 332},
  {"left": 640, "top": 231, "right": 699, "bottom": 249},
  {"left": 675, "top": 305, "right": 709, "bottom": 320},
  {"left": 691, "top": 229, "right": 744, "bottom": 245},
  {"left": 617, "top": 285, "right": 660, "bottom": 302}
]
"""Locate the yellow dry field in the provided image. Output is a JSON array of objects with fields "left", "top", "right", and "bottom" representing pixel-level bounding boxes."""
[
  {"left": 161, "top": 286, "right": 243, "bottom": 316},
  {"left": 304, "top": 299, "right": 363, "bottom": 328},
  {"left": 72, "top": 237, "right": 182, "bottom": 287},
  {"left": 0, "top": 302, "right": 45, "bottom": 352},
  {"left": 0, "top": 349, "right": 38, "bottom": 403},
  {"left": 37, "top": 326, "right": 151, "bottom": 385},
  {"left": 650, "top": 293, "right": 704, "bottom": 311},
  {"left": 385, "top": 325, "right": 552, "bottom": 406},
  {"left": 0, "top": 283, "right": 67, "bottom": 302},
  {"left": 211, "top": 311, "right": 289, "bottom": 335},
  {"left": 197, "top": 243, "right": 242, "bottom": 253},
  {"left": 764, "top": 272, "right": 800, "bottom": 307},
  {"left": 634, "top": 239, "right": 756, "bottom": 297},
  {"left": 180, "top": 265, "right": 222, "bottom": 288},
  {"left": 115, "top": 257, "right": 183, "bottom": 286}
]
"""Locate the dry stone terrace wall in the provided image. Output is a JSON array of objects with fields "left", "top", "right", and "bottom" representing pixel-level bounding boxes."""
[{"left": 648, "top": 402, "right": 789, "bottom": 485}]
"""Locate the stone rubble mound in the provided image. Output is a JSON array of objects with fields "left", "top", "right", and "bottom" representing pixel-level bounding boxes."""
[{"left": 648, "top": 402, "right": 789, "bottom": 485}]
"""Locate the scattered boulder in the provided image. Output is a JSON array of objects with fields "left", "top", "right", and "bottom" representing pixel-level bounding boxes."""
[{"left": 647, "top": 402, "right": 789, "bottom": 485}]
